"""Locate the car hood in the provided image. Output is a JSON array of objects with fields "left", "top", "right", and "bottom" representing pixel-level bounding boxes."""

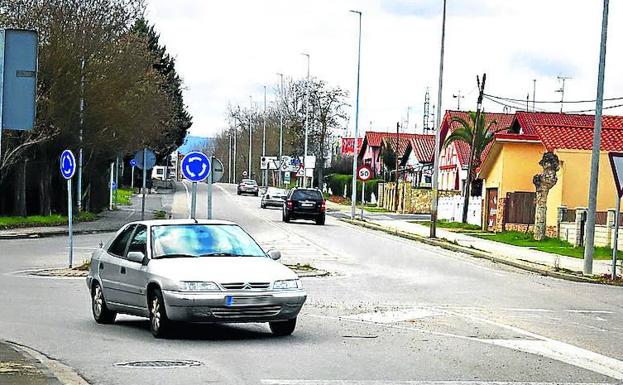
[{"left": 148, "top": 256, "right": 298, "bottom": 283}]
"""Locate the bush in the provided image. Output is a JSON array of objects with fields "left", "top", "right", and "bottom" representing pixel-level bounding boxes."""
[{"left": 325, "top": 173, "right": 381, "bottom": 203}]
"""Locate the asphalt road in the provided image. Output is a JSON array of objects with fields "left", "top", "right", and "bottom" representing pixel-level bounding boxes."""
[{"left": 1, "top": 182, "right": 623, "bottom": 385}]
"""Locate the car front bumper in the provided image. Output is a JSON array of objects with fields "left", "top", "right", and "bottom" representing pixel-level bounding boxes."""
[
  {"left": 162, "top": 289, "right": 307, "bottom": 322},
  {"left": 239, "top": 187, "right": 258, "bottom": 193}
]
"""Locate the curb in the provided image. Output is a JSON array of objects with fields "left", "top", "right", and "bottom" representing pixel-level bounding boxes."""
[
  {"left": 341, "top": 218, "right": 615, "bottom": 285},
  {"left": 0, "top": 227, "right": 119, "bottom": 240}
]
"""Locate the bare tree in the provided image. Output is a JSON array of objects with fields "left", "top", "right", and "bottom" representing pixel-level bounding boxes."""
[{"left": 533, "top": 152, "right": 560, "bottom": 241}]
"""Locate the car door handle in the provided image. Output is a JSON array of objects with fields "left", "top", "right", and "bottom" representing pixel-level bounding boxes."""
[{"left": 120, "top": 267, "right": 126, "bottom": 274}]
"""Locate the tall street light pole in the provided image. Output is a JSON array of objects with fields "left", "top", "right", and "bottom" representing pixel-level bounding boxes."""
[
  {"left": 302, "top": 53, "right": 310, "bottom": 188},
  {"left": 77, "top": 57, "right": 85, "bottom": 212},
  {"left": 583, "top": 0, "right": 610, "bottom": 275},
  {"left": 263, "top": 85, "right": 267, "bottom": 188},
  {"left": 277, "top": 73, "right": 285, "bottom": 186},
  {"left": 248, "top": 96, "right": 253, "bottom": 178},
  {"left": 350, "top": 9, "right": 362, "bottom": 220},
  {"left": 430, "top": 0, "right": 447, "bottom": 238}
]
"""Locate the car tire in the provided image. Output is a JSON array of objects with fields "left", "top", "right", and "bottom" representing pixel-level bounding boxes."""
[
  {"left": 283, "top": 211, "right": 290, "bottom": 223},
  {"left": 91, "top": 282, "right": 116, "bottom": 324},
  {"left": 315, "top": 215, "right": 325, "bottom": 225},
  {"left": 237, "top": 190, "right": 241, "bottom": 195},
  {"left": 254, "top": 192, "right": 259, "bottom": 196},
  {"left": 149, "top": 287, "right": 170, "bottom": 338},
  {"left": 261, "top": 202, "right": 266, "bottom": 209},
  {"left": 269, "top": 318, "right": 297, "bottom": 336}
]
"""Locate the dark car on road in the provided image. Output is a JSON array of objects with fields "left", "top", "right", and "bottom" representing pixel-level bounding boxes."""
[
  {"left": 237, "top": 179, "right": 259, "bottom": 196},
  {"left": 282, "top": 188, "right": 326, "bottom": 225}
]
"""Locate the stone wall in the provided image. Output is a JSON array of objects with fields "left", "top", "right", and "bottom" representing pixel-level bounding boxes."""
[{"left": 377, "top": 182, "right": 456, "bottom": 214}]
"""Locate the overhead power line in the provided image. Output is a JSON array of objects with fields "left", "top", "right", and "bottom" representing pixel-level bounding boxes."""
[{"left": 485, "top": 93, "right": 623, "bottom": 105}]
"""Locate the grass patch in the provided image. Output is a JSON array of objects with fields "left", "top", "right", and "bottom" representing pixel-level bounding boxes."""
[
  {"left": 0, "top": 211, "right": 97, "bottom": 230},
  {"left": 115, "top": 188, "right": 133, "bottom": 206},
  {"left": 364, "top": 206, "right": 391, "bottom": 213},
  {"left": 153, "top": 210, "right": 167, "bottom": 219},
  {"left": 473, "top": 231, "right": 620, "bottom": 260},
  {"left": 417, "top": 219, "right": 481, "bottom": 231}
]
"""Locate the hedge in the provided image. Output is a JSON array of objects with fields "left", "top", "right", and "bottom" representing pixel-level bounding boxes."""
[{"left": 324, "top": 173, "right": 381, "bottom": 203}]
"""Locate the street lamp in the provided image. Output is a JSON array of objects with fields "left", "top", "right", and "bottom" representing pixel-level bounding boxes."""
[
  {"left": 248, "top": 96, "right": 253, "bottom": 178},
  {"left": 302, "top": 53, "right": 310, "bottom": 188},
  {"left": 349, "top": 10, "right": 362, "bottom": 220},
  {"left": 263, "top": 85, "right": 267, "bottom": 188},
  {"left": 430, "top": 0, "right": 447, "bottom": 238}
]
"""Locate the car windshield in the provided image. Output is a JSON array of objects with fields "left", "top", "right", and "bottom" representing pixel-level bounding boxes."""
[
  {"left": 292, "top": 190, "right": 323, "bottom": 201},
  {"left": 151, "top": 224, "right": 266, "bottom": 258}
]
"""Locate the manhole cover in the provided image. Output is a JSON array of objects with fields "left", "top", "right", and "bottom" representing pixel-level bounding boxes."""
[{"left": 114, "top": 360, "right": 203, "bottom": 368}]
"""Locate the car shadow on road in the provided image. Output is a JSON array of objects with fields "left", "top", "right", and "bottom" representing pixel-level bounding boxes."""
[{"left": 115, "top": 319, "right": 276, "bottom": 341}]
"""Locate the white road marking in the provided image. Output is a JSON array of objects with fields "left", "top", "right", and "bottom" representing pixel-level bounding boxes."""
[{"left": 262, "top": 381, "right": 614, "bottom": 385}]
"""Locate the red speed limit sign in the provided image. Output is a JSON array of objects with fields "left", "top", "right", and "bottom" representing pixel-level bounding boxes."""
[{"left": 357, "top": 165, "right": 373, "bottom": 181}]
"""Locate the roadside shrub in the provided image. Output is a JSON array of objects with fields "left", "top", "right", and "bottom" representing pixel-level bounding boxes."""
[{"left": 325, "top": 174, "right": 381, "bottom": 203}]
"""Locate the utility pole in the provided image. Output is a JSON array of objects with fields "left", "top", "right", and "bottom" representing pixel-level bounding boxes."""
[
  {"left": 277, "top": 73, "right": 285, "bottom": 186},
  {"left": 263, "top": 85, "right": 267, "bottom": 188},
  {"left": 462, "top": 74, "right": 486, "bottom": 224},
  {"left": 248, "top": 96, "right": 253, "bottom": 178},
  {"left": 430, "top": 0, "right": 447, "bottom": 238},
  {"left": 302, "top": 53, "right": 310, "bottom": 188},
  {"left": 452, "top": 90, "right": 464, "bottom": 110},
  {"left": 77, "top": 57, "right": 85, "bottom": 212},
  {"left": 532, "top": 79, "right": 537, "bottom": 112},
  {"left": 555, "top": 75, "right": 571, "bottom": 113},
  {"left": 228, "top": 129, "right": 232, "bottom": 183},
  {"left": 394, "top": 122, "right": 400, "bottom": 211},
  {"left": 584, "top": 0, "right": 610, "bottom": 275},
  {"left": 233, "top": 125, "right": 237, "bottom": 183},
  {"left": 349, "top": 10, "right": 362, "bottom": 220}
]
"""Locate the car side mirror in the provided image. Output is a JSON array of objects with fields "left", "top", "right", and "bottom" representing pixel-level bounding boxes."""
[
  {"left": 267, "top": 249, "right": 281, "bottom": 261},
  {"left": 127, "top": 251, "right": 146, "bottom": 264}
]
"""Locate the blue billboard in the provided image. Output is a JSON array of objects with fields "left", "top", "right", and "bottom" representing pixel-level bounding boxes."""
[{"left": 0, "top": 29, "right": 38, "bottom": 130}]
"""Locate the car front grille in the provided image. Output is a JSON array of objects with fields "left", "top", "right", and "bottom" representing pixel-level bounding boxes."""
[
  {"left": 210, "top": 305, "right": 282, "bottom": 319},
  {"left": 220, "top": 282, "right": 270, "bottom": 290}
]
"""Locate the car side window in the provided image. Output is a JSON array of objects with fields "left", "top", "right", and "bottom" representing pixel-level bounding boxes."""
[
  {"left": 108, "top": 225, "right": 136, "bottom": 257},
  {"left": 127, "top": 225, "right": 147, "bottom": 257}
]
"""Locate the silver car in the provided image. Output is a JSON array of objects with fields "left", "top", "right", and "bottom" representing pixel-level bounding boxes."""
[
  {"left": 86, "top": 219, "right": 306, "bottom": 338},
  {"left": 261, "top": 187, "right": 287, "bottom": 209}
]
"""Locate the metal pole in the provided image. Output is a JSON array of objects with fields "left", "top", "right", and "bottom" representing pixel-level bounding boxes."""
[
  {"left": 583, "top": 0, "right": 610, "bottom": 275},
  {"left": 114, "top": 156, "right": 119, "bottom": 208},
  {"left": 263, "top": 85, "right": 267, "bottom": 188},
  {"left": 350, "top": 10, "right": 362, "bottom": 220},
  {"left": 109, "top": 162, "right": 114, "bottom": 210},
  {"left": 190, "top": 182, "right": 197, "bottom": 219},
  {"left": 248, "top": 96, "right": 253, "bottom": 178},
  {"left": 532, "top": 79, "right": 536, "bottom": 112},
  {"left": 361, "top": 181, "right": 365, "bottom": 220},
  {"left": 77, "top": 57, "right": 85, "bottom": 212},
  {"left": 612, "top": 194, "right": 620, "bottom": 279},
  {"left": 430, "top": 0, "right": 447, "bottom": 238},
  {"left": 233, "top": 129, "right": 237, "bottom": 183},
  {"left": 67, "top": 178, "right": 73, "bottom": 268},
  {"left": 228, "top": 131, "right": 232, "bottom": 184},
  {"left": 208, "top": 156, "right": 213, "bottom": 219},
  {"left": 278, "top": 73, "right": 284, "bottom": 186},
  {"left": 302, "top": 53, "right": 310, "bottom": 188},
  {"left": 141, "top": 148, "right": 147, "bottom": 220}
]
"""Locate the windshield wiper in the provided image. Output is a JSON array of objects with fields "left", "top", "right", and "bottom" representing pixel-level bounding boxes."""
[{"left": 154, "top": 253, "right": 197, "bottom": 259}]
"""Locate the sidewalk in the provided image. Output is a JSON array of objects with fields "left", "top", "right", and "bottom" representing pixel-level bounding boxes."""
[
  {"left": 0, "top": 341, "right": 61, "bottom": 385},
  {"left": 0, "top": 186, "right": 174, "bottom": 239},
  {"left": 359, "top": 216, "right": 616, "bottom": 277}
]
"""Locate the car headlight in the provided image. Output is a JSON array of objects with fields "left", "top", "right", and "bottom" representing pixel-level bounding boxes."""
[
  {"left": 273, "top": 279, "right": 302, "bottom": 290},
  {"left": 179, "top": 281, "right": 220, "bottom": 291}
]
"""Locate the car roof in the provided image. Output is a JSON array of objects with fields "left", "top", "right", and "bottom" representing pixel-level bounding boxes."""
[{"left": 126, "top": 219, "right": 237, "bottom": 227}]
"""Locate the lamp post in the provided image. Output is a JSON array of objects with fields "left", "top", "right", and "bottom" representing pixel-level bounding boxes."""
[
  {"left": 302, "top": 53, "right": 310, "bottom": 188},
  {"left": 430, "top": 0, "right": 447, "bottom": 238},
  {"left": 248, "top": 96, "right": 253, "bottom": 178},
  {"left": 263, "top": 85, "right": 267, "bottom": 188},
  {"left": 349, "top": 9, "right": 362, "bottom": 220},
  {"left": 277, "top": 73, "right": 285, "bottom": 186}
]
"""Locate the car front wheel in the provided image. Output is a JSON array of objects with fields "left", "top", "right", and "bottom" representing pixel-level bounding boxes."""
[
  {"left": 269, "top": 318, "right": 297, "bottom": 336},
  {"left": 149, "top": 288, "right": 170, "bottom": 338},
  {"left": 92, "top": 282, "right": 116, "bottom": 324}
]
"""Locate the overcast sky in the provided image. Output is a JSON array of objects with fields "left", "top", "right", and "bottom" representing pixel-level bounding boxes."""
[{"left": 146, "top": 0, "right": 623, "bottom": 138}]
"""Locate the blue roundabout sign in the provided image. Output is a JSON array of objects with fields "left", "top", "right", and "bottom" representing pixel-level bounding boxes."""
[{"left": 181, "top": 151, "right": 211, "bottom": 182}]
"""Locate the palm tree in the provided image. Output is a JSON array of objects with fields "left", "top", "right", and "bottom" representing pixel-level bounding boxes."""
[{"left": 444, "top": 111, "right": 505, "bottom": 223}]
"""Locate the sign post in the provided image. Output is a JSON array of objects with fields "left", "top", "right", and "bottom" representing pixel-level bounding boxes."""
[
  {"left": 357, "top": 165, "right": 372, "bottom": 220},
  {"left": 60, "top": 150, "right": 76, "bottom": 268},
  {"left": 208, "top": 157, "right": 224, "bottom": 219},
  {"left": 134, "top": 149, "right": 156, "bottom": 220},
  {"left": 608, "top": 152, "right": 623, "bottom": 279},
  {"left": 181, "top": 151, "right": 211, "bottom": 219},
  {"left": 129, "top": 158, "right": 137, "bottom": 190}
]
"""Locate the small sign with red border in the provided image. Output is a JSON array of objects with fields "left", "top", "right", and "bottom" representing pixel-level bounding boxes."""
[{"left": 357, "top": 165, "right": 373, "bottom": 182}]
